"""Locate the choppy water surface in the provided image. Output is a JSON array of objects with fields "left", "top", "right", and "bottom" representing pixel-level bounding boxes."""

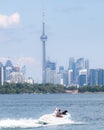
[{"left": 0, "top": 93, "right": 104, "bottom": 130}]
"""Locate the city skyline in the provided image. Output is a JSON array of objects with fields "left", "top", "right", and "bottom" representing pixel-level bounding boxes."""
[{"left": 0, "top": 0, "right": 104, "bottom": 82}]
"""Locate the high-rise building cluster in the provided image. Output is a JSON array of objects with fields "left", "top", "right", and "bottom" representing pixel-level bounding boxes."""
[
  {"left": 0, "top": 59, "right": 26, "bottom": 86},
  {"left": 44, "top": 57, "right": 104, "bottom": 87},
  {"left": 44, "top": 57, "right": 88, "bottom": 86}
]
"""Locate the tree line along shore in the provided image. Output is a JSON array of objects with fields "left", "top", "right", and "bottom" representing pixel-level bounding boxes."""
[{"left": 0, "top": 83, "right": 104, "bottom": 94}]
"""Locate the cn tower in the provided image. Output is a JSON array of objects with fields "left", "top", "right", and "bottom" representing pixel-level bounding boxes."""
[{"left": 40, "top": 15, "right": 48, "bottom": 84}]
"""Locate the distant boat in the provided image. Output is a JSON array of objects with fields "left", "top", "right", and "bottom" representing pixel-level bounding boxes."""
[{"left": 65, "top": 90, "right": 78, "bottom": 94}]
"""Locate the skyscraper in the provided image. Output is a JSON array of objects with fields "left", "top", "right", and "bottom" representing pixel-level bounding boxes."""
[
  {"left": 75, "top": 58, "right": 85, "bottom": 83},
  {"left": 97, "top": 69, "right": 104, "bottom": 86},
  {"left": 0, "top": 67, "right": 4, "bottom": 86},
  {"left": 79, "top": 69, "right": 87, "bottom": 86},
  {"left": 89, "top": 69, "right": 98, "bottom": 86},
  {"left": 46, "top": 60, "right": 56, "bottom": 70},
  {"left": 69, "top": 57, "right": 75, "bottom": 70},
  {"left": 69, "top": 57, "right": 76, "bottom": 84},
  {"left": 40, "top": 17, "right": 48, "bottom": 83}
]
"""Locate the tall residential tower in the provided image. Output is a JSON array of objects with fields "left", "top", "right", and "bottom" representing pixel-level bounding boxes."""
[{"left": 40, "top": 19, "right": 48, "bottom": 83}]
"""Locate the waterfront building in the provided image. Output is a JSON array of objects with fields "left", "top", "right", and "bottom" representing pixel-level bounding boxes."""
[
  {"left": 69, "top": 57, "right": 75, "bottom": 70},
  {"left": 59, "top": 66, "right": 64, "bottom": 72},
  {"left": 45, "top": 67, "right": 61, "bottom": 84},
  {"left": 89, "top": 68, "right": 104, "bottom": 86},
  {"left": 74, "top": 58, "right": 90, "bottom": 85},
  {"left": 10, "top": 72, "right": 25, "bottom": 83},
  {"left": 58, "top": 66, "right": 65, "bottom": 85},
  {"left": 3, "top": 66, "right": 6, "bottom": 82},
  {"left": 46, "top": 60, "right": 56, "bottom": 70},
  {"left": 69, "top": 57, "right": 76, "bottom": 84},
  {"left": 27, "top": 77, "right": 34, "bottom": 84},
  {"left": 85, "top": 59, "right": 89, "bottom": 70},
  {"left": 62, "top": 70, "right": 68, "bottom": 86},
  {"left": 59, "top": 66, "right": 69, "bottom": 86},
  {"left": 45, "top": 60, "right": 60, "bottom": 84},
  {"left": 2, "top": 60, "right": 26, "bottom": 83},
  {"left": 5, "top": 67, "right": 13, "bottom": 82},
  {"left": 5, "top": 60, "right": 13, "bottom": 82},
  {"left": 59, "top": 66, "right": 64, "bottom": 78},
  {"left": 97, "top": 69, "right": 104, "bottom": 86},
  {"left": 89, "top": 69, "right": 98, "bottom": 86},
  {"left": 85, "top": 59, "right": 89, "bottom": 85},
  {"left": 0, "top": 62, "right": 3, "bottom": 68},
  {"left": 0, "top": 67, "right": 4, "bottom": 86},
  {"left": 0, "top": 62, "right": 4, "bottom": 86},
  {"left": 75, "top": 58, "right": 85, "bottom": 83},
  {"left": 76, "top": 58, "right": 85, "bottom": 70},
  {"left": 5, "top": 67, "right": 12, "bottom": 82},
  {"left": 46, "top": 68, "right": 56, "bottom": 84},
  {"left": 79, "top": 69, "right": 87, "bottom": 86},
  {"left": 68, "top": 69, "right": 73, "bottom": 86},
  {"left": 54, "top": 73, "right": 61, "bottom": 84}
]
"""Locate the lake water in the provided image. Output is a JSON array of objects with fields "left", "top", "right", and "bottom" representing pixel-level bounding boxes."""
[{"left": 0, "top": 93, "right": 104, "bottom": 130}]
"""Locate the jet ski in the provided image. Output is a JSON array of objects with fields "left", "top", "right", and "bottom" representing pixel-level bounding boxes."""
[{"left": 38, "top": 112, "right": 72, "bottom": 125}]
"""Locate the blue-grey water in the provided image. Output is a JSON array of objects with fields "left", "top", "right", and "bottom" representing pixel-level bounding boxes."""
[{"left": 0, "top": 93, "right": 104, "bottom": 130}]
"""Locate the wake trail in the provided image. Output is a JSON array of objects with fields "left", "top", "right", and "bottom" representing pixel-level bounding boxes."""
[
  {"left": 0, "top": 118, "right": 41, "bottom": 128},
  {"left": 0, "top": 118, "right": 86, "bottom": 128}
]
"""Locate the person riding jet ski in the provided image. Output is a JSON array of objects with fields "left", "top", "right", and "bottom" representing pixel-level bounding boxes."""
[{"left": 54, "top": 108, "right": 68, "bottom": 117}]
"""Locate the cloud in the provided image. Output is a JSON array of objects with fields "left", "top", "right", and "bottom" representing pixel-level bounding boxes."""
[
  {"left": 17, "top": 57, "right": 36, "bottom": 67},
  {"left": 0, "top": 12, "right": 20, "bottom": 28}
]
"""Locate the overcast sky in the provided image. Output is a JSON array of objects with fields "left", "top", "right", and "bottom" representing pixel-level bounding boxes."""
[{"left": 0, "top": 0, "right": 104, "bottom": 82}]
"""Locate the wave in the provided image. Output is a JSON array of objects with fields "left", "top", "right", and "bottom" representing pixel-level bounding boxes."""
[{"left": 0, "top": 118, "right": 85, "bottom": 129}]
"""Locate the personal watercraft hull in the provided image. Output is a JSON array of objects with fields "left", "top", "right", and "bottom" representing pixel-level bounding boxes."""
[{"left": 38, "top": 113, "right": 72, "bottom": 125}]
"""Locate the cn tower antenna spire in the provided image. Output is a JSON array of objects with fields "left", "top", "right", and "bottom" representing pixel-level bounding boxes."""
[
  {"left": 42, "top": 11, "right": 45, "bottom": 22},
  {"left": 42, "top": 11, "right": 45, "bottom": 35},
  {"left": 40, "top": 9, "right": 48, "bottom": 84}
]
